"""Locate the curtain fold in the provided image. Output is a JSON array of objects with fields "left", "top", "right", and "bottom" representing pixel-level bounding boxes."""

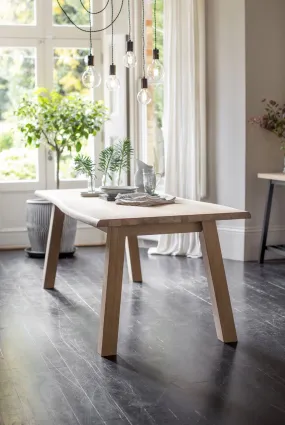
[{"left": 149, "top": 0, "right": 206, "bottom": 258}]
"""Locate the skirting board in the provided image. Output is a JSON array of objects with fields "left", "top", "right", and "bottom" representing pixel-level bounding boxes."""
[
  {"left": 0, "top": 225, "right": 105, "bottom": 250},
  {"left": 2, "top": 224, "right": 285, "bottom": 262},
  {"left": 218, "top": 225, "right": 285, "bottom": 261}
]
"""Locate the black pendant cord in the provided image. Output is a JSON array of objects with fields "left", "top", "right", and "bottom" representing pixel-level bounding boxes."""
[
  {"left": 127, "top": 0, "right": 131, "bottom": 41},
  {"left": 111, "top": 0, "right": 114, "bottom": 65},
  {"left": 56, "top": 0, "right": 124, "bottom": 33},
  {"left": 89, "top": 0, "right": 92, "bottom": 55},
  {"left": 154, "top": 0, "right": 157, "bottom": 50},
  {"left": 80, "top": 0, "right": 110, "bottom": 15},
  {"left": 142, "top": 0, "right": 145, "bottom": 77}
]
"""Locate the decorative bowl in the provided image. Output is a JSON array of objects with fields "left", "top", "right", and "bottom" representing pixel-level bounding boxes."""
[{"left": 100, "top": 186, "right": 138, "bottom": 196}]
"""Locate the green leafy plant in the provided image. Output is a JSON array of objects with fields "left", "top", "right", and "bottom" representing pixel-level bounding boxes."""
[
  {"left": 74, "top": 154, "right": 96, "bottom": 177},
  {"left": 74, "top": 154, "right": 96, "bottom": 191},
  {"left": 98, "top": 145, "right": 117, "bottom": 185},
  {"left": 98, "top": 139, "right": 134, "bottom": 186},
  {"left": 113, "top": 139, "right": 134, "bottom": 185},
  {"left": 15, "top": 87, "right": 108, "bottom": 188}
]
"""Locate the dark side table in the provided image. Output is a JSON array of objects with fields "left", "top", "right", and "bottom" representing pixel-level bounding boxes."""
[{"left": 258, "top": 173, "right": 285, "bottom": 263}]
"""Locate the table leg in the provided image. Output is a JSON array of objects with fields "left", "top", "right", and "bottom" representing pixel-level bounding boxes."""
[
  {"left": 98, "top": 227, "right": 125, "bottom": 357},
  {"left": 125, "top": 236, "right": 143, "bottom": 283},
  {"left": 200, "top": 221, "right": 237, "bottom": 343},
  {"left": 43, "top": 205, "right": 65, "bottom": 290},
  {"left": 259, "top": 181, "right": 274, "bottom": 264}
]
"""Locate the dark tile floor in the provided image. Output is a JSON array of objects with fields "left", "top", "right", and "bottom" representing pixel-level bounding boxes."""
[{"left": 1, "top": 247, "right": 285, "bottom": 425}]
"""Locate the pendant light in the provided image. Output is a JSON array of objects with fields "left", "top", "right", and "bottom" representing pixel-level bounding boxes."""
[
  {"left": 56, "top": 0, "right": 163, "bottom": 101},
  {"left": 81, "top": 0, "right": 101, "bottom": 88},
  {"left": 147, "top": 0, "right": 164, "bottom": 84},
  {"left": 137, "top": 0, "right": 151, "bottom": 105},
  {"left": 106, "top": 0, "right": 120, "bottom": 91},
  {"left": 123, "top": 0, "right": 137, "bottom": 68}
]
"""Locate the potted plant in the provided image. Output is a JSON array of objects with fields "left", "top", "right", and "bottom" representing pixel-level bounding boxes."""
[
  {"left": 16, "top": 88, "right": 108, "bottom": 257},
  {"left": 250, "top": 99, "right": 285, "bottom": 172},
  {"left": 98, "top": 138, "right": 134, "bottom": 186},
  {"left": 74, "top": 139, "right": 134, "bottom": 201},
  {"left": 74, "top": 154, "right": 97, "bottom": 193}
]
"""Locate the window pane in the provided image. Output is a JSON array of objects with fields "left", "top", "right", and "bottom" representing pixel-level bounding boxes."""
[
  {"left": 53, "top": 48, "right": 89, "bottom": 96},
  {"left": 0, "top": 47, "right": 37, "bottom": 182},
  {"left": 145, "top": 0, "right": 165, "bottom": 191},
  {"left": 53, "top": 0, "right": 90, "bottom": 26},
  {"left": 0, "top": 0, "right": 35, "bottom": 25},
  {"left": 53, "top": 47, "right": 90, "bottom": 180}
]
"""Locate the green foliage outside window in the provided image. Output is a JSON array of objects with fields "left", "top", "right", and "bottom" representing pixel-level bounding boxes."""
[
  {"left": 0, "top": 46, "right": 92, "bottom": 181},
  {"left": 0, "top": 0, "right": 34, "bottom": 25},
  {"left": 53, "top": 0, "right": 90, "bottom": 25}
]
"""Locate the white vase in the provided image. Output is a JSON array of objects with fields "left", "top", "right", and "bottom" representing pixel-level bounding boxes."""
[{"left": 87, "top": 175, "right": 96, "bottom": 192}]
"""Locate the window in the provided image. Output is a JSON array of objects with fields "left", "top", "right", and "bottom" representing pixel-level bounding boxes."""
[
  {"left": 0, "top": 1, "right": 101, "bottom": 184},
  {"left": 145, "top": 0, "right": 165, "bottom": 190},
  {"left": 53, "top": 47, "right": 91, "bottom": 179},
  {"left": 0, "top": 47, "right": 37, "bottom": 181},
  {"left": 52, "top": 0, "right": 90, "bottom": 26},
  {"left": 0, "top": 0, "right": 35, "bottom": 25}
]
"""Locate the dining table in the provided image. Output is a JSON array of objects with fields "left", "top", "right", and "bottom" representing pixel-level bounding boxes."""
[{"left": 35, "top": 189, "right": 250, "bottom": 357}]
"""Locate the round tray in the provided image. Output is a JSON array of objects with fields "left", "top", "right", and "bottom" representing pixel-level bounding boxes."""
[{"left": 24, "top": 247, "right": 77, "bottom": 259}]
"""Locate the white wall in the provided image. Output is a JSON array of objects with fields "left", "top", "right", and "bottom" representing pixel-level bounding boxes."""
[
  {"left": 207, "top": 0, "right": 285, "bottom": 261},
  {"left": 206, "top": 0, "right": 247, "bottom": 260},
  {"left": 245, "top": 0, "right": 285, "bottom": 260},
  {"left": 104, "top": 0, "right": 128, "bottom": 34}
]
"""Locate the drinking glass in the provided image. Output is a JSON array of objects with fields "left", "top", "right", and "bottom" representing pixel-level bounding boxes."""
[{"left": 143, "top": 169, "right": 161, "bottom": 195}]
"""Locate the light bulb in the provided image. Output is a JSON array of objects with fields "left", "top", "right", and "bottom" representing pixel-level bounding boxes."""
[
  {"left": 106, "top": 75, "right": 121, "bottom": 91},
  {"left": 123, "top": 40, "right": 137, "bottom": 69},
  {"left": 137, "top": 89, "right": 152, "bottom": 105},
  {"left": 82, "top": 55, "right": 101, "bottom": 89},
  {"left": 123, "top": 51, "right": 137, "bottom": 68},
  {"left": 137, "top": 78, "right": 152, "bottom": 105},
  {"left": 106, "top": 64, "right": 120, "bottom": 92},
  {"left": 82, "top": 67, "right": 101, "bottom": 88},
  {"left": 147, "top": 48, "right": 165, "bottom": 84}
]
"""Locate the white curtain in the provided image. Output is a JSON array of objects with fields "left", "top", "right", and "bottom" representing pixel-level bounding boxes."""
[{"left": 149, "top": 0, "right": 206, "bottom": 258}]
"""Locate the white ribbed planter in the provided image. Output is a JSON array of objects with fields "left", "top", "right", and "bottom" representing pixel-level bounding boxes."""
[{"left": 26, "top": 199, "right": 77, "bottom": 257}]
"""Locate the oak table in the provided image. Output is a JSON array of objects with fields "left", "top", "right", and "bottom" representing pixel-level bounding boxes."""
[
  {"left": 35, "top": 189, "right": 250, "bottom": 357},
  {"left": 258, "top": 173, "right": 285, "bottom": 263}
]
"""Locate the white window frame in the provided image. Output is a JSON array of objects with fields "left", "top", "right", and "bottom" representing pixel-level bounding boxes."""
[{"left": 0, "top": 0, "right": 103, "bottom": 191}]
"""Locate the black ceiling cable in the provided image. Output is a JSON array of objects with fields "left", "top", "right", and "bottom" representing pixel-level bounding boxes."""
[
  {"left": 56, "top": 0, "right": 124, "bottom": 33},
  {"left": 79, "top": 0, "right": 110, "bottom": 15}
]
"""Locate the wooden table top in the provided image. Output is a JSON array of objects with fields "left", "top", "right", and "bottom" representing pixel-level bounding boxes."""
[
  {"left": 258, "top": 173, "right": 285, "bottom": 182},
  {"left": 35, "top": 189, "right": 250, "bottom": 228}
]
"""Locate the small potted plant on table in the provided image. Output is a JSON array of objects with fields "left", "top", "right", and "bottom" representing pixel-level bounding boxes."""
[
  {"left": 74, "top": 139, "right": 135, "bottom": 201},
  {"left": 16, "top": 88, "right": 108, "bottom": 257},
  {"left": 98, "top": 139, "right": 136, "bottom": 200}
]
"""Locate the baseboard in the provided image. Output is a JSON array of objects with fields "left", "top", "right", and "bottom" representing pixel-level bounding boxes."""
[
  {"left": 218, "top": 225, "right": 285, "bottom": 261},
  {"left": 244, "top": 225, "right": 285, "bottom": 262},
  {"left": 0, "top": 224, "right": 105, "bottom": 250},
  {"left": 2, "top": 224, "right": 284, "bottom": 262},
  {"left": 138, "top": 235, "right": 159, "bottom": 242}
]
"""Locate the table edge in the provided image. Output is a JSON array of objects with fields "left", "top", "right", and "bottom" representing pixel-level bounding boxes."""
[
  {"left": 258, "top": 173, "right": 285, "bottom": 181},
  {"left": 35, "top": 190, "right": 251, "bottom": 228}
]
